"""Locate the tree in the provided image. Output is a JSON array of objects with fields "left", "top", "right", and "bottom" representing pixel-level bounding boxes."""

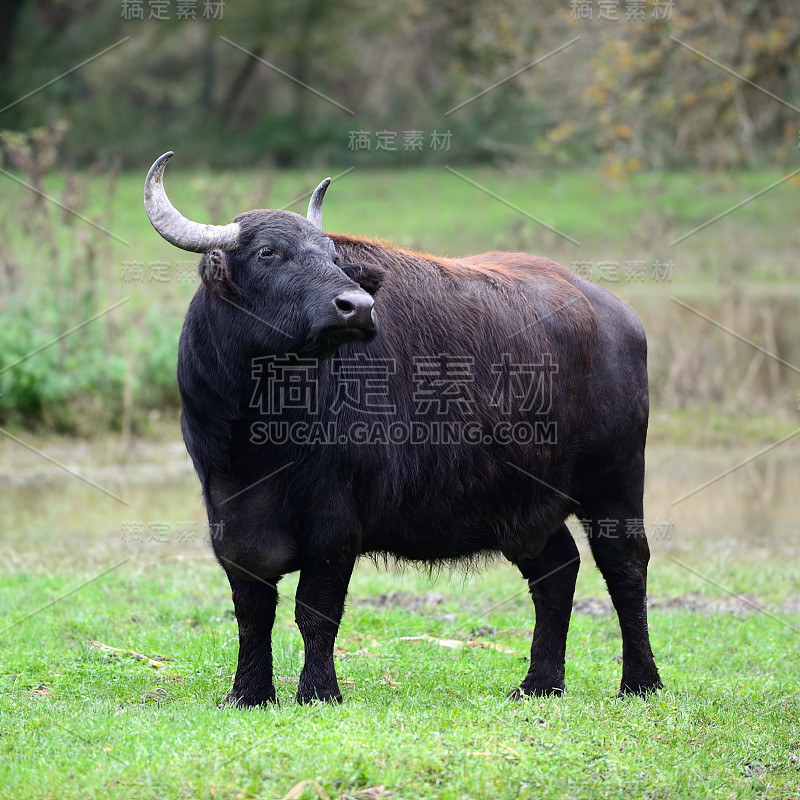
[{"left": 576, "top": 0, "right": 800, "bottom": 169}]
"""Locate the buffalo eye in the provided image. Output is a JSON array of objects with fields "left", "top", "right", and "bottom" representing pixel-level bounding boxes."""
[{"left": 258, "top": 247, "right": 276, "bottom": 261}]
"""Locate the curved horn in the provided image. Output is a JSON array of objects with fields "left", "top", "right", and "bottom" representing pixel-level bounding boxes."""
[
  {"left": 144, "top": 151, "right": 240, "bottom": 252},
  {"left": 307, "top": 177, "right": 331, "bottom": 229}
]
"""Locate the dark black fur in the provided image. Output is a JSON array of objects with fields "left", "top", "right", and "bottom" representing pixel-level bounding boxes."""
[{"left": 176, "top": 207, "right": 662, "bottom": 705}]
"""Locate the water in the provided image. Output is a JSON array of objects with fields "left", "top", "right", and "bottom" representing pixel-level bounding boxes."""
[
  {"left": 643, "top": 444, "right": 800, "bottom": 563},
  {"left": 0, "top": 437, "right": 208, "bottom": 568},
  {"left": 1, "top": 435, "right": 798, "bottom": 568}
]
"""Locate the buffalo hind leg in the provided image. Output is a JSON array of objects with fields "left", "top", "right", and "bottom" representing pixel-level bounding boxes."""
[
  {"left": 511, "top": 523, "right": 580, "bottom": 698},
  {"left": 580, "top": 505, "right": 662, "bottom": 696},
  {"left": 225, "top": 573, "right": 281, "bottom": 707},
  {"left": 294, "top": 557, "right": 355, "bottom": 704}
]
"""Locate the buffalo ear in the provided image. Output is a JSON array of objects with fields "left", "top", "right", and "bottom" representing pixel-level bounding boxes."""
[
  {"left": 199, "top": 249, "right": 240, "bottom": 299},
  {"left": 340, "top": 261, "right": 387, "bottom": 296}
]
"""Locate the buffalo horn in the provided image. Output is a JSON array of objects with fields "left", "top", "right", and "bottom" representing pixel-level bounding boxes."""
[
  {"left": 307, "top": 177, "right": 331, "bottom": 229},
  {"left": 144, "top": 152, "right": 240, "bottom": 252}
]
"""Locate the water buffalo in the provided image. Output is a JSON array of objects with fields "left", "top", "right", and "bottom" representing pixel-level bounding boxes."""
[{"left": 144, "top": 152, "right": 662, "bottom": 705}]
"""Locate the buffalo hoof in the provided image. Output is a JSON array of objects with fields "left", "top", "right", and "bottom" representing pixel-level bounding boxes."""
[
  {"left": 617, "top": 677, "right": 663, "bottom": 698},
  {"left": 222, "top": 686, "right": 277, "bottom": 708},
  {"left": 508, "top": 682, "right": 565, "bottom": 701},
  {"left": 296, "top": 687, "right": 343, "bottom": 705}
]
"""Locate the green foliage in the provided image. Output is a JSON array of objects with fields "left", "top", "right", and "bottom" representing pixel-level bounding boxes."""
[
  {"left": 4, "top": 1, "right": 797, "bottom": 169},
  {"left": 572, "top": 0, "right": 800, "bottom": 172},
  {"left": 0, "top": 308, "right": 182, "bottom": 434},
  {"left": 1, "top": 314, "right": 115, "bottom": 433},
  {"left": 0, "top": 0, "right": 558, "bottom": 167},
  {"left": 0, "top": 124, "right": 181, "bottom": 434},
  {"left": 134, "top": 309, "right": 182, "bottom": 410}
]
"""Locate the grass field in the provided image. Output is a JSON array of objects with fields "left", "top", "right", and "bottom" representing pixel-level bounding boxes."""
[{"left": 2, "top": 554, "right": 799, "bottom": 800}]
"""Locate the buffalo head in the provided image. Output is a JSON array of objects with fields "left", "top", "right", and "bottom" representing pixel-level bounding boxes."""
[{"left": 144, "top": 152, "right": 381, "bottom": 359}]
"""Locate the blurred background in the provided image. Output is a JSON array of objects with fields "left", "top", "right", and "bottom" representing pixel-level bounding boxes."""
[
  {"left": 2, "top": 0, "right": 799, "bottom": 169},
  {"left": 0, "top": 0, "right": 798, "bottom": 563}
]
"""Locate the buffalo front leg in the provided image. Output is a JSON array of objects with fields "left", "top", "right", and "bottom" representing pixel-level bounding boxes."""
[
  {"left": 511, "top": 523, "right": 580, "bottom": 698},
  {"left": 294, "top": 558, "right": 355, "bottom": 704},
  {"left": 580, "top": 504, "right": 662, "bottom": 696},
  {"left": 225, "top": 573, "right": 281, "bottom": 707}
]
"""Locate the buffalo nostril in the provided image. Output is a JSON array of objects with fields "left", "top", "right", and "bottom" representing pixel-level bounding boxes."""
[
  {"left": 333, "top": 291, "right": 375, "bottom": 329},
  {"left": 335, "top": 297, "right": 356, "bottom": 315}
]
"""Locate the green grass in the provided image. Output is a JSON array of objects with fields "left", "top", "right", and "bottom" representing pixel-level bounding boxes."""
[
  {"left": 93, "top": 166, "right": 800, "bottom": 282},
  {"left": 648, "top": 407, "right": 800, "bottom": 447},
  {"left": 2, "top": 556, "right": 799, "bottom": 799},
  {"left": 2, "top": 166, "right": 799, "bottom": 315}
]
